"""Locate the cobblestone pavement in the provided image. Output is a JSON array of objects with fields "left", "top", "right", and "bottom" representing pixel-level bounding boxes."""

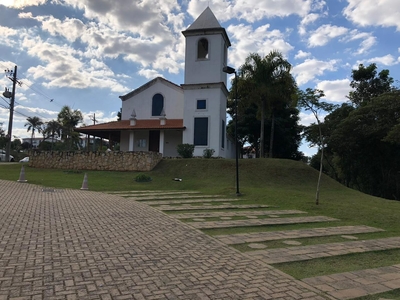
[
  {"left": 302, "top": 264, "right": 400, "bottom": 299},
  {"left": 0, "top": 180, "right": 328, "bottom": 300},
  {"left": 141, "top": 198, "right": 240, "bottom": 205},
  {"left": 247, "top": 237, "right": 400, "bottom": 264},
  {"left": 188, "top": 216, "right": 338, "bottom": 229},
  {"left": 169, "top": 210, "right": 307, "bottom": 219},
  {"left": 215, "top": 226, "right": 384, "bottom": 245}
]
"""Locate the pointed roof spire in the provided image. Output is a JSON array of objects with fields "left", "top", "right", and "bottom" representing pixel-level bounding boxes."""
[
  {"left": 182, "top": 7, "right": 231, "bottom": 47},
  {"left": 186, "top": 7, "right": 221, "bottom": 30}
]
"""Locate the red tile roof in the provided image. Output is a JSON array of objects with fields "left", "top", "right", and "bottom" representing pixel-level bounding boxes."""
[{"left": 76, "top": 119, "right": 185, "bottom": 132}]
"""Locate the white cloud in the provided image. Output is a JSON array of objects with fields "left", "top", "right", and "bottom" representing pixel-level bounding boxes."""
[
  {"left": 299, "top": 13, "right": 320, "bottom": 35},
  {"left": 188, "top": 0, "right": 321, "bottom": 23},
  {"left": 0, "top": 0, "right": 45, "bottom": 8},
  {"left": 315, "top": 79, "right": 351, "bottom": 102},
  {"left": 308, "top": 24, "right": 349, "bottom": 47},
  {"left": 294, "top": 50, "right": 311, "bottom": 59},
  {"left": 344, "top": 0, "right": 400, "bottom": 31},
  {"left": 342, "top": 30, "right": 377, "bottom": 55},
  {"left": 292, "top": 59, "right": 338, "bottom": 85},
  {"left": 227, "top": 24, "right": 294, "bottom": 69},
  {"left": 138, "top": 69, "right": 163, "bottom": 80},
  {"left": 358, "top": 54, "right": 400, "bottom": 66}
]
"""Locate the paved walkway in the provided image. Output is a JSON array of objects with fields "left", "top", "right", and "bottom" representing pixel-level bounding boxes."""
[
  {"left": 302, "top": 264, "right": 400, "bottom": 299},
  {"left": 215, "top": 226, "right": 384, "bottom": 245},
  {"left": 0, "top": 180, "right": 327, "bottom": 300},
  {"left": 189, "top": 216, "right": 338, "bottom": 229},
  {"left": 247, "top": 237, "right": 400, "bottom": 264},
  {"left": 169, "top": 210, "right": 307, "bottom": 219}
]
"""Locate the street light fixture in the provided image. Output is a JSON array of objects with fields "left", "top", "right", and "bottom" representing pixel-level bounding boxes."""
[{"left": 223, "top": 66, "right": 240, "bottom": 196}]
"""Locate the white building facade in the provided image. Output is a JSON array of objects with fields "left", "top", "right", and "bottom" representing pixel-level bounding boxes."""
[{"left": 77, "top": 7, "right": 234, "bottom": 158}]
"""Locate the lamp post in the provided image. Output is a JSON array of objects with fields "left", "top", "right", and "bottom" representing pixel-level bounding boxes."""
[{"left": 223, "top": 66, "right": 240, "bottom": 195}]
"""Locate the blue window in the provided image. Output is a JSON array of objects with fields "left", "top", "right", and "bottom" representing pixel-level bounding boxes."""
[
  {"left": 152, "top": 93, "right": 164, "bottom": 116},
  {"left": 197, "top": 99, "right": 206, "bottom": 110},
  {"left": 194, "top": 117, "right": 208, "bottom": 146}
]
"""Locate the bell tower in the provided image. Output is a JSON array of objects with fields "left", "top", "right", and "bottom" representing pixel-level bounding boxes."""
[{"left": 181, "top": 7, "right": 231, "bottom": 158}]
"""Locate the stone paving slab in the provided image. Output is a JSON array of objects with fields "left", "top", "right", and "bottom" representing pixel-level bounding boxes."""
[
  {"left": 216, "top": 226, "right": 384, "bottom": 245},
  {"left": 247, "top": 237, "right": 400, "bottom": 264},
  {"left": 126, "top": 194, "right": 221, "bottom": 200},
  {"left": 170, "top": 209, "right": 307, "bottom": 219},
  {"left": 303, "top": 264, "right": 400, "bottom": 299},
  {"left": 189, "top": 216, "right": 338, "bottom": 229},
  {"left": 157, "top": 204, "right": 273, "bottom": 211},
  {"left": 142, "top": 198, "right": 240, "bottom": 205},
  {"left": 0, "top": 180, "right": 328, "bottom": 300},
  {"left": 107, "top": 190, "right": 200, "bottom": 195}
]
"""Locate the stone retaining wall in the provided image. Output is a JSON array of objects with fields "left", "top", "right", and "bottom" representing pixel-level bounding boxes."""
[{"left": 29, "top": 150, "right": 162, "bottom": 171}]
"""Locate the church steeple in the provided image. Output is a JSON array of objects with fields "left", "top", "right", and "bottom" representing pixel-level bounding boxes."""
[
  {"left": 182, "top": 7, "right": 231, "bottom": 85},
  {"left": 186, "top": 7, "right": 222, "bottom": 30}
]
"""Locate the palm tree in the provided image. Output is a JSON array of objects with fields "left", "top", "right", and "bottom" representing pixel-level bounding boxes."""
[
  {"left": 45, "top": 120, "right": 62, "bottom": 150},
  {"left": 57, "top": 106, "right": 83, "bottom": 150},
  {"left": 239, "top": 51, "right": 293, "bottom": 158},
  {"left": 24, "top": 116, "right": 44, "bottom": 148}
]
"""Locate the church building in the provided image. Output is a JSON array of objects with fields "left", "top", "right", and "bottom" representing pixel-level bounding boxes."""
[{"left": 77, "top": 7, "right": 234, "bottom": 158}]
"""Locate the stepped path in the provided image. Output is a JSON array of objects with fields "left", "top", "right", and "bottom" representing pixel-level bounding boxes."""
[
  {"left": 246, "top": 237, "right": 400, "bottom": 264},
  {"left": 302, "top": 264, "right": 400, "bottom": 299},
  {"left": 216, "top": 226, "right": 384, "bottom": 244},
  {"left": 189, "top": 216, "right": 338, "bottom": 229},
  {"left": 145, "top": 191, "right": 400, "bottom": 299}
]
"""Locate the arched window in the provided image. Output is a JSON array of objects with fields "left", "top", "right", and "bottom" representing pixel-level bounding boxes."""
[
  {"left": 152, "top": 93, "right": 164, "bottom": 116},
  {"left": 197, "top": 38, "right": 209, "bottom": 59}
]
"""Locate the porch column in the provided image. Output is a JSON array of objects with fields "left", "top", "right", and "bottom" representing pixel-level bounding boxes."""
[
  {"left": 159, "top": 130, "right": 165, "bottom": 156},
  {"left": 129, "top": 131, "right": 134, "bottom": 151}
]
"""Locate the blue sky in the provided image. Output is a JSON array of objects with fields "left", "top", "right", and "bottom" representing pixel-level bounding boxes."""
[{"left": 0, "top": 0, "right": 399, "bottom": 156}]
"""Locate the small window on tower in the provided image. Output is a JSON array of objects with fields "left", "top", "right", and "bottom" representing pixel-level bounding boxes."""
[
  {"left": 197, "top": 99, "right": 206, "bottom": 110},
  {"left": 197, "top": 38, "right": 209, "bottom": 59}
]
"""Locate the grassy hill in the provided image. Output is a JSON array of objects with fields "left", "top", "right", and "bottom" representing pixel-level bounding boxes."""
[{"left": 1, "top": 158, "right": 399, "bottom": 233}]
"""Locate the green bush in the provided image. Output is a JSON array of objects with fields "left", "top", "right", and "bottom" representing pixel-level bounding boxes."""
[
  {"left": 177, "top": 143, "right": 195, "bottom": 158},
  {"left": 203, "top": 148, "right": 215, "bottom": 158},
  {"left": 135, "top": 173, "right": 152, "bottom": 182}
]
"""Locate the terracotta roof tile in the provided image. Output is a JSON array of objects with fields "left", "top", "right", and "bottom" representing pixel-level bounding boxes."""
[{"left": 76, "top": 119, "right": 185, "bottom": 132}]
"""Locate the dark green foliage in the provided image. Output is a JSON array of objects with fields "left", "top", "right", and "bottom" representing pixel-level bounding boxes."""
[
  {"left": 135, "top": 173, "right": 152, "bottom": 182},
  {"left": 177, "top": 144, "right": 194, "bottom": 158},
  {"left": 203, "top": 148, "right": 215, "bottom": 158},
  {"left": 348, "top": 63, "right": 393, "bottom": 107}
]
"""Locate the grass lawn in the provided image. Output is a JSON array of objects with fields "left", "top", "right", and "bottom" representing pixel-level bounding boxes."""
[{"left": 2, "top": 158, "right": 400, "bottom": 279}]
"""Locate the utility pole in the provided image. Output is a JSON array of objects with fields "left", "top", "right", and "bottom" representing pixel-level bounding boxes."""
[
  {"left": 4, "top": 66, "right": 17, "bottom": 162},
  {"left": 89, "top": 113, "right": 96, "bottom": 151}
]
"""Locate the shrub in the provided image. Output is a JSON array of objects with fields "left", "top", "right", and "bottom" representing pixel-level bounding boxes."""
[
  {"left": 177, "top": 143, "right": 195, "bottom": 158},
  {"left": 135, "top": 173, "right": 152, "bottom": 182},
  {"left": 203, "top": 148, "right": 215, "bottom": 158}
]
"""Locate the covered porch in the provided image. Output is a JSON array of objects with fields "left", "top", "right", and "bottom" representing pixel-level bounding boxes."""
[{"left": 75, "top": 119, "right": 185, "bottom": 157}]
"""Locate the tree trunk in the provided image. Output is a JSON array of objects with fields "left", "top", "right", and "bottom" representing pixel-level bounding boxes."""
[
  {"left": 269, "top": 112, "right": 275, "bottom": 158},
  {"left": 260, "top": 99, "right": 265, "bottom": 158},
  {"left": 316, "top": 120, "right": 323, "bottom": 205}
]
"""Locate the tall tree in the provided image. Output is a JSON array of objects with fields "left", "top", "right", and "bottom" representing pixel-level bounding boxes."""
[
  {"left": 57, "top": 106, "right": 83, "bottom": 150},
  {"left": 239, "top": 51, "right": 293, "bottom": 158},
  {"left": 348, "top": 63, "right": 393, "bottom": 107},
  {"left": 45, "top": 120, "right": 62, "bottom": 150},
  {"left": 298, "top": 88, "right": 337, "bottom": 205},
  {"left": 24, "top": 116, "right": 44, "bottom": 148}
]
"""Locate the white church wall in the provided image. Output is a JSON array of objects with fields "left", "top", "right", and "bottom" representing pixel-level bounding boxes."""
[{"left": 121, "top": 80, "right": 184, "bottom": 120}]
